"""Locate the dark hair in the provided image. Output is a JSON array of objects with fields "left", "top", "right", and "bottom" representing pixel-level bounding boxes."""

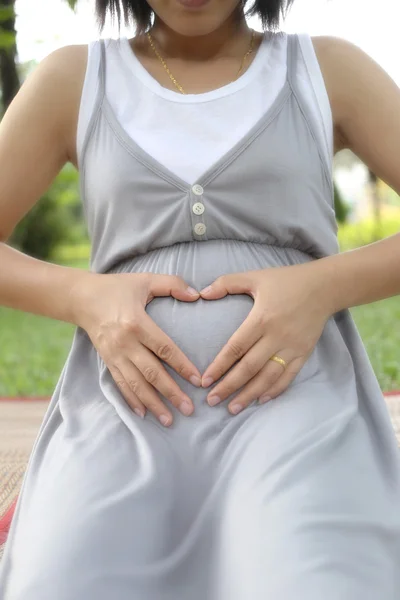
[{"left": 95, "top": 0, "right": 294, "bottom": 35}]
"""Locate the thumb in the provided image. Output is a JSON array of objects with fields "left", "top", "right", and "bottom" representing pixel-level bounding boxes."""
[
  {"left": 200, "top": 272, "right": 254, "bottom": 300},
  {"left": 149, "top": 274, "right": 200, "bottom": 302}
]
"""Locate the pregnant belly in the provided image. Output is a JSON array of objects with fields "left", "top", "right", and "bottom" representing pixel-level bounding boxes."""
[{"left": 112, "top": 240, "right": 315, "bottom": 373}]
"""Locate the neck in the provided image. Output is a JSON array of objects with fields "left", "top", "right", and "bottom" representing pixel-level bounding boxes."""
[{"left": 150, "top": 11, "right": 251, "bottom": 62}]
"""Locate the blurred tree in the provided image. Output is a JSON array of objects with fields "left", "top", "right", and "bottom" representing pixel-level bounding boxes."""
[
  {"left": 334, "top": 150, "right": 383, "bottom": 225},
  {"left": 9, "top": 164, "right": 86, "bottom": 260},
  {"left": 0, "top": 0, "right": 79, "bottom": 113},
  {"left": 368, "top": 168, "right": 381, "bottom": 224},
  {"left": 334, "top": 181, "right": 351, "bottom": 224},
  {"left": 0, "top": 0, "right": 19, "bottom": 113},
  {"left": 10, "top": 190, "right": 70, "bottom": 260},
  {"left": 0, "top": 0, "right": 85, "bottom": 261}
]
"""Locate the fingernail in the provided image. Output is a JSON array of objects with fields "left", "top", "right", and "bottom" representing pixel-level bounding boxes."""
[
  {"left": 202, "top": 376, "right": 214, "bottom": 388},
  {"left": 134, "top": 408, "right": 145, "bottom": 418},
  {"left": 230, "top": 404, "right": 243, "bottom": 415},
  {"left": 259, "top": 394, "right": 271, "bottom": 404},
  {"left": 208, "top": 395, "right": 220, "bottom": 407},
  {"left": 180, "top": 400, "right": 193, "bottom": 416},
  {"left": 187, "top": 286, "right": 199, "bottom": 296},
  {"left": 159, "top": 414, "right": 172, "bottom": 426},
  {"left": 200, "top": 285, "right": 212, "bottom": 294},
  {"left": 190, "top": 375, "right": 202, "bottom": 387}
]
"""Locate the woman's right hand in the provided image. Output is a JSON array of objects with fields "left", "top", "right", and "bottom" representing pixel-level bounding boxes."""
[{"left": 72, "top": 272, "right": 202, "bottom": 427}]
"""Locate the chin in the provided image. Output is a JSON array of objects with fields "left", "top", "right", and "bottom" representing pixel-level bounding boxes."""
[
  {"left": 171, "top": 22, "right": 220, "bottom": 36},
  {"left": 164, "top": 16, "right": 228, "bottom": 38},
  {"left": 154, "top": 0, "right": 239, "bottom": 37}
]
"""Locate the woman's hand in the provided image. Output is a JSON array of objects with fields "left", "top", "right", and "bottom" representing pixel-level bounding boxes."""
[
  {"left": 199, "top": 263, "right": 334, "bottom": 414},
  {"left": 72, "top": 272, "right": 202, "bottom": 427}
]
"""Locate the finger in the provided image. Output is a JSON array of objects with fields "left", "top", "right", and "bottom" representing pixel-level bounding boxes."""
[
  {"left": 258, "top": 357, "right": 305, "bottom": 404},
  {"left": 108, "top": 364, "right": 147, "bottom": 418},
  {"left": 205, "top": 339, "right": 281, "bottom": 406},
  {"left": 199, "top": 272, "right": 255, "bottom": 300},
  {"left": 132, "top": 346, "right": 195, "bottom": 417},
  {"left": 148, "top": 274, "right": 200, "bottom": 302},
  {"left": 228, "top": 353, "right": 300, "bottom": 415},
  {"left": 201, "top": 310, "right": 263, "bottom": 388},
  {"left": 116, "top": 359, "right": 174, "bottom": 427},
  {"left": 137, "top": 313, "right": 202, "bottom": 387}
]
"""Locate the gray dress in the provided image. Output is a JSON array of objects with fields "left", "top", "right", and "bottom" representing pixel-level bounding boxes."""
[{"left": 1, "top": 34, "right": 400, "bottom": 599}]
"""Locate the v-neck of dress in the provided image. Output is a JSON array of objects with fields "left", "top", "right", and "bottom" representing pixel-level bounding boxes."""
[{"left": 99, "top": 35, "right": 295, "bottom": 193}]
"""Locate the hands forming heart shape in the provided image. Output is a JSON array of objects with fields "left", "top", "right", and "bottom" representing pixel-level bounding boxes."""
[{"left": 77, "top": 262, "right": 335, "bottom": 426}]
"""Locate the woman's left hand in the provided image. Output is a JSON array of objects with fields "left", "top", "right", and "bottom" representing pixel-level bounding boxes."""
[{"left": 199, "top": 263, "right": 334, "bottom": 415}]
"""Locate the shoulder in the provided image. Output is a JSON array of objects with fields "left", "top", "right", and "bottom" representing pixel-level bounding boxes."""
[
  {"left": 309, "top": 35, "right": 400, "bottom": 192},
  {"left": 308, "top": 35, "right": 393, "bottom": 150},
  {"left": 33, "top": 43, "right": 89, "bottom": 87},
  {"left": 7, "top": 43, "right": 89, "bottom": 130},
  {"left": 308, "top": 35, "right": 367, "bottom": 110},
  {"left": 309, "top": 34, "right": 372, "bottom": 85},
  {"left": 20, "top": 43, "right": 89, "bottom": 117},
  {"left": 21, "top": 44, "right": 90, "bottom": 165},
  {"left": 309, "top": 35, "right": 396, "bottom": 102}
]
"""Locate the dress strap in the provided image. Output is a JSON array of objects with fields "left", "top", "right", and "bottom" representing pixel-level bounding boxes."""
[
  {"left": 286, "top": 32, "right": 299, "bottom": 86},
  {"left": 78, "top": 40, "right": 107, "bottom": 181},
  {"left": 285, "top": 33, "right": 334, "bottom": 202},
  {"left": 98, "top": 39, "right": 106, "bottom": 101}
]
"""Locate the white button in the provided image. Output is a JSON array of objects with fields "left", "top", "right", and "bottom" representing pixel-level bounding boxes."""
[
  {"left": 192, "top": 184, "right": 204, "bottom": 196},
  {"left": 194, "top": 223, "right": 206, "bottom": 236},
  {"left": 192, "top": 202, "right": 205, "bottom": 215}
]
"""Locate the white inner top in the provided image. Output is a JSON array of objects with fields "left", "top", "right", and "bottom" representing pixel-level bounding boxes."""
[{"left": 77, "top": 31, "right": 333, "bottom": 185}]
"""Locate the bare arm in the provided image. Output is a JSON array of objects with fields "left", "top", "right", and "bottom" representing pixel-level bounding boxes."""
[
  {"left": 309, "top": 36, "right": 400, "bottom": 313},
  {"left": 0, "top": 44, "right": 94, "bottom": 325}
]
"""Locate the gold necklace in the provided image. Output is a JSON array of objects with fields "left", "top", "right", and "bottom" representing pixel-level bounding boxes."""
[{"left": 146, "top": 29, "right": 256, "bottom": 95}]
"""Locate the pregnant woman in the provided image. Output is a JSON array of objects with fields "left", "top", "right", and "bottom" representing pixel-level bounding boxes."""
[{"left": 0, "top": 0, "right": 400, "bottom": 597}]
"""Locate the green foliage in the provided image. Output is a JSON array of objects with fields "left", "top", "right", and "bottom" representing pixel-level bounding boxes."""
[
  {"left": 9, "top": 165, "right": 88, "bottom": 260},
  {"left": 0, "top": 5, "right": 14, "bottom": 21},
  {"left": 382, "top": 184, "right": 400, "bottom": 208},
  {"left": 65, "top": 0, "right": 79, "bottom": 10},
  {"left": 52, "top": 164, "right": 89, "bottom": 245},
  {"left": 0, "top": 29, "right": 14, "bottom": 48},
  {"left": 9, "top": 192, "right": 70, "bottom": 260},
  {"left": 334, "top": 181, "right": 351, "bottom": 224},
  {"left": 351, "top": 297, "right": 400, "bottom": 393},
  {"left": 338, "top": 216, "right": 400, "bottom": 252},
  {"left": 0, "top": 3, "right": 16, "bottom": 50},
  {"left": 52, "top": 243, "right": 91, "bottom": 263}
]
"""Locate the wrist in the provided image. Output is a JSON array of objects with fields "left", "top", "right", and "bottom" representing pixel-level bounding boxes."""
[
  {"left": 68, "top": 270, "right": 102, "bottom": 329},
  {"left": 305, "top": 256, "right": 343, "bottom": 317}
]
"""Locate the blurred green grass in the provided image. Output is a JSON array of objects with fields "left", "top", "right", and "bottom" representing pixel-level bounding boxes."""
[
  {"left": 350, "top": 298, "right": 400, "bottom": 392},
  {"left": 0, "top": 243, "right": 399, "bottom": 396},
  {"left": 0, "top": 256, "right": 88, "bottom": 396}
]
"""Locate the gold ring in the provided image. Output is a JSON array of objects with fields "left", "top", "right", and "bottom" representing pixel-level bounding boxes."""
[{"left": 270, "top": 355, "right": 288, "bottom": 369}]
